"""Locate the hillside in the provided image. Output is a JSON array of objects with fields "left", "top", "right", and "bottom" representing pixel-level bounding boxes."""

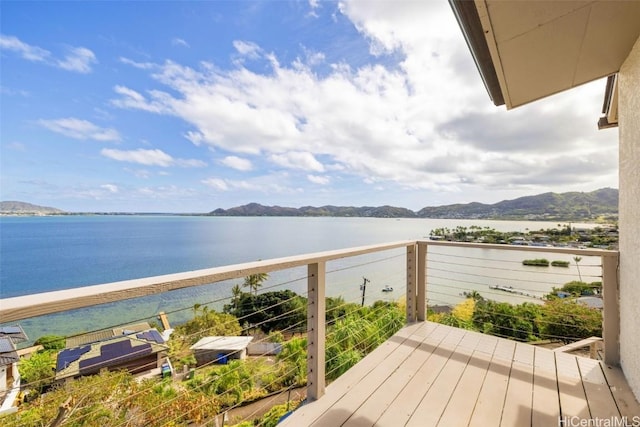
[
  {"left": 209, "top": 203, "right": 416, "bottom": 218},
  {"left": 416, "top": 188, "right": 618, "bottom": 220},
  {"left": 0, "top": 201, "right": 65, "bottom": 215},
  {"left": 211, "top": 188, "right": 618, "bottom": 221}
]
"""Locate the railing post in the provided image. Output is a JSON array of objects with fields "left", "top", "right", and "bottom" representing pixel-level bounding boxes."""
[
  {"left": 307, "top": 262, "right": 326, "bottom": 401},
  {"left": 406, "top": 244, "right": 417, "bottom": 322},
  {"left": 417, "top": 242, "right": 427, "bottom": 321},
  {"left": 602, "top": 253, "right": 620, "bottom": 365}
]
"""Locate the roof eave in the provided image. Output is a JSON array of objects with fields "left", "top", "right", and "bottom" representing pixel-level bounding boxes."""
[{"left": 449, "top": 0, "right": 505, "bottom": 106}]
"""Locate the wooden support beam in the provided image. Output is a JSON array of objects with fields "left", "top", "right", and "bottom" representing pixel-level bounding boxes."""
[{"left": 307, "top": 262, "right": 326, "bottom": 401}]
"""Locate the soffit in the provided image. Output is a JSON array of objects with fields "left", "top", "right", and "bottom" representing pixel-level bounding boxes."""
[{"left": 478, "top": 0, "right": 640, "bottom": 109}]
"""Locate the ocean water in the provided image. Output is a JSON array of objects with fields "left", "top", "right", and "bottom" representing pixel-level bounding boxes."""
[{"left": 0, "top": 216, "right": 599, "bottom": 342}]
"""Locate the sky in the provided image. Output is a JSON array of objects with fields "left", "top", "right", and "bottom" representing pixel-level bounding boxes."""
[{"left": 0, "top": 1, "right": 618, "bottom": 213}]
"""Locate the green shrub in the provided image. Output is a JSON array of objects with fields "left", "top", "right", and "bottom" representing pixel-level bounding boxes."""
[{"left": 522, "top": 258, "right": 549, "bottom": 266}]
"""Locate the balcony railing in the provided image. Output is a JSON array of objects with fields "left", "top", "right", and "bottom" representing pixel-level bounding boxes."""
[{"left": 0, "top": 240, "right": 623, "bottom": 424}]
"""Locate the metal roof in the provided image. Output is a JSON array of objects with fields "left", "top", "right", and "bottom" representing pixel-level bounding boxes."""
[{"left": 190, "top": 336, "right": 254, "bottom": 351}]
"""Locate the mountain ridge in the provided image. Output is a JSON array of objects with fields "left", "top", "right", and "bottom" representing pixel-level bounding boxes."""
[
  {"left": 2, "top": 188, "right": 618, "bottom": 221},
  {"left": 209, "top": 188, "right": 618, "bottom": 221}
]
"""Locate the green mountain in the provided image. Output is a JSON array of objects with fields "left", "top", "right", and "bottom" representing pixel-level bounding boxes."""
[
  {"left": 209, "top": 203, "right": 416, "bottom": 218},
  {"left": 0, "top": 201, "right": 65, "bottom": 215},
  {"left": 416, "top": 188, "right": 618, "bottom": 220},
  {"left": 211, "top": 188, "right": 618, "bottom": 221}
]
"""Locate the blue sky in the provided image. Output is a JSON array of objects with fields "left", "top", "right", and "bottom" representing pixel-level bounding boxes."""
[{"left": 1, "top": 1, "right": 618, "bottom": 213}]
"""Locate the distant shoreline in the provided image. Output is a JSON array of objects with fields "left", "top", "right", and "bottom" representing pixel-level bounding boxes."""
[{"left": 0, "top": 212, "right": 617, "bottom": 223}]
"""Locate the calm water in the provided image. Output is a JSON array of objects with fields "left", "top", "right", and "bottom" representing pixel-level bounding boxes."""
[{"left": 0, "top": 216, "right": 600, "bottom": 342}]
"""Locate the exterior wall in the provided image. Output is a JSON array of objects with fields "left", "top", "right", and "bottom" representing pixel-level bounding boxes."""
[
  {"left": 618, "top": 34, "right": 640, "bottom": 401},
  {"left": 0, "top": 365, "right": 6, "bottom": 393}
]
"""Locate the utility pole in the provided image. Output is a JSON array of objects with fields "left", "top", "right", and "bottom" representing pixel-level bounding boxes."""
[{"left": 360, "top": 277, "right": 370, "bottom": 307}]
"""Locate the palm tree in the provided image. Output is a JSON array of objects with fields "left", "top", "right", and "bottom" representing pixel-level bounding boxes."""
[
  {"left": 243, "top": 272, "right": 268, "bottom": 295},
  {"left": 573, "top": 256, "right": 583, "bottom": 281},
  {"left": 231, "top": 284, "right": 243, "bottom": 311}
]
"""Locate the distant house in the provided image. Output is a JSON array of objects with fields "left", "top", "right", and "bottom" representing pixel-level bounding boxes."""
[
  {"left": 190, "top": 336, "right": 254, "bottom": 366},
  {"left": 65, "top": 322, "right": 152, "bottom": 348},
  {"left": 55, "top": 329, "right": 168, "bottom": 382},
  {"left": 0, "top": 326, "right": 28, "bottom": 415}
]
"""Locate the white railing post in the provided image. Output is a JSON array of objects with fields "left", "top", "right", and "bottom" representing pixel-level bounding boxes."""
[
  {"left": 417, "top": 242, "right": 427, "bottom": 322},
  {"left": 307, "top": 262, "right": 326, "bottom": 401},
  {"left": 602, "top": 253, "right": 620, "bottom": 365},
  {"left": 406, "top": 244, "right": 417, "bottom": 322}
]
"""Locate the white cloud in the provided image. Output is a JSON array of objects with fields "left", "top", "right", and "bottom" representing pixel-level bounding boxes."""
[
  {"left": 233, "top": 40, "right": 262, "bottom": 59},
  {"left": 119, "top": 57, "right": 156, "bottom": 70},
  {"left": 221, "top": 156, "right": 253, "bottom": 171},
  {"left": 39, "top": 118, "right": 120, "bottom": 141},
  {"left": 201, "top": 178, "right": 229, "bottom": 191},
  {"left": 109, "top": 1, "right": 616, "bottom": 201},
  {"left": 111, "top": 85, "right": 172, "bottom": 114},
  {"left": 0, "top": 34, "right": 50, "bottom": 61},
  {"left": 308, "top": 174, "right": 330, "bottom": 185},
  {"left": 172, "top": 38, "right": 190, "bottom": 48},
  {"left": 101, "top": 184, "right": 119, "bottom": 193},
  {"left": 57, "top": 46, "right": 97, "bottom": 73},
  {"left": 101, "top": 148, "right": 205, "bottom": 168},
  {"left": 269, "top": 152, "right": 324, "bottom": 172},
  {"left": 202, "top": 174, "right": 300, "bottom": 195},
  {"left": 0, "top": 34, "right": 96, "bottom": 73}
]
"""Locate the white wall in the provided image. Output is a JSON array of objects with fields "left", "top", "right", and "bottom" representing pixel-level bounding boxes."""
[
  {"left": 0, "top": 366, "right": 6, "bottom": 393},
  {"left": 618, "top": 34, "right": 640, "bottom": 401}
]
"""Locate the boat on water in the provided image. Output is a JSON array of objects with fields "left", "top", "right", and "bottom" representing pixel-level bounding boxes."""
[{"left": 382, "top": 286, "right": 393, "bottom": 292}]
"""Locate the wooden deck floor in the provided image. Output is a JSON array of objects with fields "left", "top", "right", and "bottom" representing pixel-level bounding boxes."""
[{"left": 280, "top": 322, "right": 640, "bottom": 426}]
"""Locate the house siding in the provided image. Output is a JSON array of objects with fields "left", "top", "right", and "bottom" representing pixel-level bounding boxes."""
[{"left": 618, "top": 34, "right": 640, "bottom": 401}]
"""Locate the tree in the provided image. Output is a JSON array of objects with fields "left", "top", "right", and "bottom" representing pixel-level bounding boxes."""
[
  {"left": 230, "top": 283, "right": 243, "bottom": 311},
  {"left": 243, "top": 272, "right": 268, "bottom": 295},
  {"left": 538, "top": 299, "right": 601, "bottom": 343},
  {"left": 18, "top": 351, "right": 56, "bottom": 394},
  {"left": 573, "top": 256, "right": 583, "bottom": 281},
  {"left": 225, "top": 290, "right": 307, "bottom": 333},
  {"left": 277, "top": 338, "right": 307, "bottom": 386},
  {"left": 34, "top": 335, "right": 65, "bottom": 351}
]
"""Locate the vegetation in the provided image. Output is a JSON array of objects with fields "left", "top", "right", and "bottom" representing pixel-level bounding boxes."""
[
  {"left": 547, "top": 281, "right": 602, "bottom": 299},
  {"left": 33, "top": 334, "right": 66, "bottom": 350},
  {"left": 224, "top": 290, "right": 307, "bottom": 334},
  {"left": 430, "top": 280, "right": 604, "bottom": 344},
  {"left": 206, "top": 188, "right": 619, "bottom": 221},
  {"left": 6, "top": 371, "right": 218, "bottom": 426},
  {"left": 551, "top": 260, "right": 570, "bottom": 267},
  {"left": 428, "top": 224, "right": 618, "bottom": 250},
  {"left": 538, "top": 299, "right": 602, "bottom": 343},
  {"left": 523, "top": 258, "right": 550, "bottom": 267},
  {"left": 18, "top": 351, "right": 57, "bottom": 395}
]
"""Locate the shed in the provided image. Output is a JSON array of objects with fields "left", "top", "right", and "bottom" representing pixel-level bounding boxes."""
[{"left": 190, "top": 336, "right": 253, "bottom": 366}]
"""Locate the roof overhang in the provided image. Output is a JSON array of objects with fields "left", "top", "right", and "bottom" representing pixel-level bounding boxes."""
[{"left": 450, "top": 0, "right": 640, "bottom": 112}]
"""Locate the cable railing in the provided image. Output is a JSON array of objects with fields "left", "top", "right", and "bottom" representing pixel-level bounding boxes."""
[{"left": 0, "top": 239, "right": 619, "bottom": 426}]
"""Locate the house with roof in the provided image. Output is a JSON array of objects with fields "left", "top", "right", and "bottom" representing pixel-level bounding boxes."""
[
  {"left": 450, "top": 0, "right": 640, "bottom": 401},
  {"left": 0, "top": 326, "right": 28, "bottom": 415},
  {"left": 190, "top": 336, "right": 254, "bottom": 366},
  {"left": 55, "top": 328, "right": 168, "bottom": 382}
]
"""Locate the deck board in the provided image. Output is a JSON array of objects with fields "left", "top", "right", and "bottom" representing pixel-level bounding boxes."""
[{"left": 280, "top": 322, "right": 640, "bottom": 427}]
